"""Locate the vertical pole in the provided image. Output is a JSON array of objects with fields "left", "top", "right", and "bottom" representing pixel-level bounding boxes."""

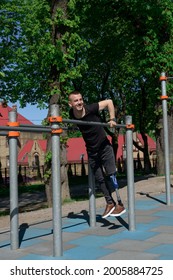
[
  {"left": 88, "top": 164, "right": 96, "bottom": 227},
  {"left": 50, "top": 104, "right": 62, "bottom": 257},
  {"left": 9, "top": 109, "right": 19, "bottom": 249},
  {"left": 160, "top": 72, "right": 171, "bottom": 205},
  {"left": 125, "top": 116, "right": 135, "bottom": 231}
]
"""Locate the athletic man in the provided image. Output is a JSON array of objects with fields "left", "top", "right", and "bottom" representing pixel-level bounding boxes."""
[{"left": 68, "top": 91, "right": 126, "bottom": 218}]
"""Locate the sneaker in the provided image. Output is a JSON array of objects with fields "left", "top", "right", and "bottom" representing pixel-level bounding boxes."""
[
  {"left": 102, "top": 203, "right": 115, "bottom": 218},
  {"left": 110, "top": 204, "right": 126, "bottom": 217}
]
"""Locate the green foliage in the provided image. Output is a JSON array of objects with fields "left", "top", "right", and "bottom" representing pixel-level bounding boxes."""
[
  {"left": 1, "top": 0, "right": 173, "bottom": 146},
  {"left": 68, "top": 129, "right": 82, "bottom": 138},
  {"left": 0, "top": 0, "right": 89, "bottom": 108},
  {"left": 44, "top": 151, "right": 52, "bottom": 164},
  {"left": 0, "top": 72, "right": 5, "bottom": 77},
  {"left": 72, "top": 0, "right": 173, "bottom": 134}
]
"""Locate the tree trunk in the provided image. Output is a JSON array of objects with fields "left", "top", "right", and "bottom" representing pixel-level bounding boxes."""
[
  {"left": 133, "top": 134, "right": 151, "bottom": 174},
  {"left": 43, "top": 0, "right": 70, "bottom": 207},
  {"left": 60, "top": 142, "right": 71, "bottom": 200},
  {"left": 44, "top": 127, "right": 70, "bottom": 208},
  {"left": 44, "top": 132, "right": 52, "bottom": 207},
  {"left": 140, "top": 132, "right": 151, "bottom": 174}
]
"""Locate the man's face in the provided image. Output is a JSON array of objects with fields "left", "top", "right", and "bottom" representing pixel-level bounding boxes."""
[{"left": 68, "top": 94, "right": 84, "bottom": 111}]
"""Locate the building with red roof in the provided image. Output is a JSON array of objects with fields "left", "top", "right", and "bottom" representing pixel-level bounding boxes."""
[
  {"left": 0, "top": 102, "right": 33, "bottom": 126},
  {"left": 0, "top": 102, "right": 45, "bottom": 180},
  {"left": 66, "top": 134, "right": 156, "bottom": 164}
]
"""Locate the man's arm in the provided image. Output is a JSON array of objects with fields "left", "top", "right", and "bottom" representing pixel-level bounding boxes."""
[
  {"left": 98, "top": 99, "right": 116, "bottom": 127},
  {"left": 98, "top": 99, "right": 115, "bottom": 117}
]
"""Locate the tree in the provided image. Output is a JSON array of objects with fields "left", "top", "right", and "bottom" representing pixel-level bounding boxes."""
[
  {"left": 2, "top": 0, "right": 173, "bottom": 184},
  {"left": 114, "top": 0, "right": 173, "bottom": 175},
  {"left": 0, "top": 0, "right": 89, "bottom": 204},
  {"left": 73, "top": 0, "right": 173, "bottom": 174}
]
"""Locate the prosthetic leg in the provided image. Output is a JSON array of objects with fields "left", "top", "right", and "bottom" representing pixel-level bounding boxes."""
[{"left": 109, "top": 174, "right": 123, "bottom": 205}]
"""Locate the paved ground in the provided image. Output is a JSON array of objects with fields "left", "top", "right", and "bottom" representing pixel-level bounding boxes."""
[{"left": 0, "top": 175, "right": 173, "bottom": 260}]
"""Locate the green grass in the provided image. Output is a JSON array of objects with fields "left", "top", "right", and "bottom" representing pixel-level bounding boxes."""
[{"left": 0, "top": 210, "right": 10, "bottom": 217}]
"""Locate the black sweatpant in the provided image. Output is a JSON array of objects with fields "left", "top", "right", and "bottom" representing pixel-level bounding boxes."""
[{"left": 88, "top": 142, "right": 117, "bottom": 204}]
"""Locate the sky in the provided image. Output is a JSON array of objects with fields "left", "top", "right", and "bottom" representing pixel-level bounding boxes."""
[{"left": 9, "top": 102, "right": 48, "bottom": 125}]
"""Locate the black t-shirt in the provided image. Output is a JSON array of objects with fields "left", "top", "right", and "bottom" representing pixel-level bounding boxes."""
[{"left": 69, "top": 103, "right": 110, "bottom": 152}]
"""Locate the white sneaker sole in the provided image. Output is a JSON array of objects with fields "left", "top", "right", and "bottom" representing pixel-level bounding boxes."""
[
  {"left": 102, "top": 206, "right": 115, "bottom": 218},
  {"left": 110, "top": 209, "right": 126, "bottom": 217}
]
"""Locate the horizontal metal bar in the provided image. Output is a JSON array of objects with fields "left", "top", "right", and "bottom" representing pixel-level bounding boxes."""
[
  {"left": 62, "top": 119, "right": 126, "bottom": 128},
  {"left": 21, "top": 119, "right": 126, "bottom": 128},
  {"left": 0, "top": 119, "right": 126, "bottom": 134},
  {"left": 0, "top": 131, "right": 8, "bottom": 136},
  {"left": 20, "top": 124, "right": 46, "bottom": 128},
  {"left": 9, "top": 113, "right": 128, "bottom": 133},
  {"left": 0, "top": 125, "right": 51, "bottom": 133},
  {"left": 0, "top": 125, "right": 78, "bottom": 133}
]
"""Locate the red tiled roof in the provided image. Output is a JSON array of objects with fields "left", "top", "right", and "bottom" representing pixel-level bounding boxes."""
[
  {"left": 38, "top": 139, "right": 47, "bottom": 152},
  {"left": 66, "top": 134, "right": 156, "bottom": 163},
  {"left": 66, "top": 135, "right": 126, "bottom": 163},
  {"left": 0, "top": 104, "right": 33, "bottom": 126},
  {"left": 18, "top": 139, "right": 47, "bottom": 165},
  {"left": 66, "top": 138, "right": 88, "bottom": 163},
  {"left": 18, "top": 140, "right": 33, "bottom": 164}
]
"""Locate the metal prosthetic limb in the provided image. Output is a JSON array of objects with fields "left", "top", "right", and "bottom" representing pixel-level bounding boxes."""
[{"left": 109, "top": 174, "right": 122, "bottom": 205}]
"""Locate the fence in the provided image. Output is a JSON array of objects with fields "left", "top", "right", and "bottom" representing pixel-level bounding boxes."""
[
  {"left": 0, "top": 165, "right": 44, "bottom": 186},
  {"left": 0, "top": 104, "right": 135, "bottom": 257}
]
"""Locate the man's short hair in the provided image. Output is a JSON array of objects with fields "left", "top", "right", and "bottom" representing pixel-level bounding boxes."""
[{"left": 68, "top": 90, "right": 81, "bottom": 101}]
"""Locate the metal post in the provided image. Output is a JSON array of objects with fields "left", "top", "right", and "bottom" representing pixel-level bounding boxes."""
[
  {"left": 88, "top": 164, "right": 96, "bottom": 227},
  {"left": 9, "top": 109, "right": 19, "bottom": 249},
  {"left": 125, "top": 116, "right": 135, "bottom": 231},
  {"left": 50, "top": 104, "right": 62, "bottom": 257},
  {"left": 160, "top": 72, "right": 171, "bottom": 205}
]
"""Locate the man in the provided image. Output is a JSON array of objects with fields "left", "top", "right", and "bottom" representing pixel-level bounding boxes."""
[{"left": 68, "top": 90, "right": 126, "bottom": 218}]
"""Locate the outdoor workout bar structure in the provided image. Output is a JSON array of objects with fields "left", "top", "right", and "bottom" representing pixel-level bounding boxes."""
[
  {"left": 160, "top": 72, "right": 171, "bottom": 206},
  {"left": 1, "top": 104, "right": 135, "bottom": 257}
]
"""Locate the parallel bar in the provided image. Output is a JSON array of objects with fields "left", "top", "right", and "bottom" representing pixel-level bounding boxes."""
[
  {"left": 160, "top": 72, "right": 171, "bottom": 205},
  {"left": 50, "top": 104, "right": 63, "bottom": 257},
  {"left": 5, "top": 107, "right": 135, "bottom": 257},
  {"left": 0, "top": 125, "right": 74, "bottom": 132},
  {"left": 0, "top": 132, "right": 8, "bottom": 136},
  {"left": 0, "top": 118, "right": 126, "bottom": 133},
  {"left": 19, "top": 121, "right": 126, "bottom": 129},
  {"left": 9, "top": 110, "right": 19, "bottom": 249},
  {"left": 125, "top": 115, "right": 135, "bottom": 231},
  {"left": 0, "top": 125, "right": 51, "bottom": 133},
  {"left": 62, "top": 119, "right": 126, "bottom": 128}
]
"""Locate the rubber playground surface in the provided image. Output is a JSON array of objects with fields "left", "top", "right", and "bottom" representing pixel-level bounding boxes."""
[{"left": 0, "top": 190, "right": 173, "bottom": 260}]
